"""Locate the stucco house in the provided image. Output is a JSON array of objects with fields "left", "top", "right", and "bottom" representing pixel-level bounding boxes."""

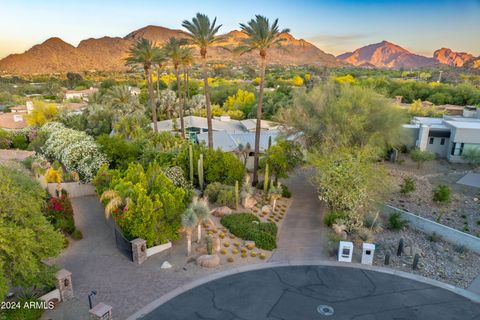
[
  {"left": 403, "top": 106, "right": 480, "bottom": 162},
  {"left": 65, "top": 87, "right": 98, "bottom": 101}
]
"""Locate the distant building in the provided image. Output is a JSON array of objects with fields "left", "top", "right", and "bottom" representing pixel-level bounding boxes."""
[
  {"left": 65, "top": 87, "right": 98, "bottom": 101},
  {"left": 403, "top": 106, "right": 480, "bottom": 162},
  {"left": 10, "top": 105, "right": 27, "bottom": 113},
  {"left": 0, "top": 113, "right": 27, "bottom": 130}
]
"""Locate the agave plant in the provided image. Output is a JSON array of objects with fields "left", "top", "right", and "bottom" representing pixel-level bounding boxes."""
[{"left": 182, "top": 207, "right": 198, "bottom": 256}]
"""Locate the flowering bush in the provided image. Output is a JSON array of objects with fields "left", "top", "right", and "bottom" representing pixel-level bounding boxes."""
[
  {"left": 162, "top": 166, "right": 191, "bottom": 189},
  {"left": 45, "top": 193, "right": 76, "bottom": 235},
  {"left": 40, "top": 122, "right": 108, "bottom": 182}
]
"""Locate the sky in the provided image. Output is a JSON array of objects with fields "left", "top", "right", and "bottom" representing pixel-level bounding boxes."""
[{"left": 0, "top": 0, "right": 479, "bottom": 59}]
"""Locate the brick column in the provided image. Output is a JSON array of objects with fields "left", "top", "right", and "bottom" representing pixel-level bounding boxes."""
[
  {"left": 55, "top": 269, "right": 73, "bottom": 301},
  {"left": 131, "top": 238, "right": 147, "bottom": 264},
  {"left": 89, "top": 302, "right": 113, "bottom": 320}
]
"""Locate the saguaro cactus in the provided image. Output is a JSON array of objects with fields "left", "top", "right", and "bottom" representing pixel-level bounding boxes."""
[
  {"left": 397, "top": 238, "right": 404, "bottom": 257},
  {"left": 412, "top": 253, "right": 420, "bottom": 270},
  {"left": 384, "top": 251, "right": 390, "bottom": 265},
  {"left": 189, "top": 144, "right": 194, "bottom": 183},
  {"left": 198, "top": 154, "right": 204, "bottom": 191},
  {"left": 206, "top": 235, "right": 212, "bottom": 255},
  {"left": 235, "top": 180, "right": 239, "bottom": 209},
  {"left": 263, "top": 163, "right": 269, "bottom": 197}
]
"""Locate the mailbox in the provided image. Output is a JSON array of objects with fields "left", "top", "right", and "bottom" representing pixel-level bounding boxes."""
[
  {"left": 338, "top": 241, "right": 353, "bottom": 262},
  {"left": 361, "top": 243, "right": 375, "bottom": 265}
]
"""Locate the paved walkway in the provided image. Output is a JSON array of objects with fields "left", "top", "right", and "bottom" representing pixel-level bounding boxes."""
[
  {"left": 271, "top": 168, "right": 330, "bottom": 262},
  {"left": 139, "top": 264, "right": 480, "bottom": 320},
  {"left": 42, "top": 195, "right": 221, "bottom": 320}
]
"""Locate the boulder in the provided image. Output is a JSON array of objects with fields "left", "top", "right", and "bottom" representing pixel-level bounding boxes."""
[
  {"left": 332, "top": 223, "right": 347, "bottom": 236},
  {"left": 242, "top": 194, "right": 257, "bottom": 209},
  {"left": 212, "top": 206, "right": 232, "bottom": 218},
  {"left": 197, "top": 254, "right": 220, "bottom": 268},
  {"left": 261, "top": 205, "right": 273, "bottom": 215},
  {"left": 161, "top": 261, "right": 172, "bottom": 269}
]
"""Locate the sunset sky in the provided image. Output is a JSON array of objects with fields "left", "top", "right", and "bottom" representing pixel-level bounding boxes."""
[{"left": 0, "top": 0, "right": 479, "bottom": 59}]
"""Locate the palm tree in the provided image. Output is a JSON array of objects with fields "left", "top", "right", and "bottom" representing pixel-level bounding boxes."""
[
  {"left": 236, "top": 16, "right": 289, "bottom": 185},
  {"left": 180, "top": 47, "right": 194, "bottom": 117},
  {"left": 100, "top": 190, "right": 131, "bottom": 219},
  {"left": 164, "top": 37, "right": 188, "bottom": 137},
  {"left": 125, "top": 38, "right": 163, "bottom": 132},
  {"left": 104, "top": 85, "right": 143, "bottom": 116},
  {"left": 155, "top": 52, "right": 168, "bottom": 102},
  {"left": 189, "top": 197, "right": 210, "bottom": 243},
  {"left": 182, "top": 207, "right": 198, "bottom": 256},
  {"left": 182, "top": 13, "right": 223, "bottom": 148}
]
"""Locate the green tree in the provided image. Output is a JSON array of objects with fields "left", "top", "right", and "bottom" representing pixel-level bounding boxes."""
[
  {"left": 260, "top": 139, "right": 303, "bottom": 183},
  {"left": 223, "top": 89, "right": 256, "bottom": 116},
  {"left": 183, "top": 13, "right": 224, "bottom": 148},
  {"left": 236, "top": 15, "right": 290, "bottom": 184},
  {"left": 126, "top": 38, "right": 164, "bottom": 132},
  {"left": 0, "top": 165, "right": 63, "bottom": 299},
  {"left": 96, "top": 134, "right": 141, "bottom": 169},
  {"left": 280, "top": 82, "right": 407, "bottom": 155}
]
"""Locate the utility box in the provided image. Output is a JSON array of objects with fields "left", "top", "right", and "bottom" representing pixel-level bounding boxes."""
[
  {"left": 361, "top": 243, "right": 375, "bottom": 265},
  {"left": 338, "top": 241, "right": 353, "bottom": 262}
]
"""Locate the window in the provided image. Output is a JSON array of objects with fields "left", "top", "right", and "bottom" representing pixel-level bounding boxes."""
[
  {"left": 451, "top": 142, "right": 456, "bottom": 155},
  {"left": 429, "top": 137, "right": 434, "bottom": 144},
  {"left": 341, "top": 248, "right": 350, "bottom": 258},
  {"left": 440, "top": 138, "right": 445, "bottom": 145}
]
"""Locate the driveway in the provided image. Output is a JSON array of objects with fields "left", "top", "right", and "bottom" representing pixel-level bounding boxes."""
[
  {"left": 271, "top": 168, "right": 330, "bottom": 262},
  {"left": 42, "top": 195, "right": 223, "bottom": 320}
]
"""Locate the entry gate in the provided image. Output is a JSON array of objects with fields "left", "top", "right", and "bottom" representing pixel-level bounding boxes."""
[{"left": 114, "top": 226, "right": 133, "bottom": 261}]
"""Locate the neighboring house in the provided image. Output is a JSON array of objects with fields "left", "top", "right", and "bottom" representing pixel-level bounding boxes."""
[
  {"left": 152, "top": 115, "right": 287, "bottom": 170},
  {"left": 152, "top": 115, "right": 281, "bottom": 138},
  {"left": 403, "top": 106, "right": 480, "bottom": 162},
  {"left": 0, "top": 113, "right": 28, "bottom": 130},
  {"left": 65, "top": 87, "right": 98, "bottom": 101},
  {"left": 10, "top": 105, "right": 27, "bottom": 113}
]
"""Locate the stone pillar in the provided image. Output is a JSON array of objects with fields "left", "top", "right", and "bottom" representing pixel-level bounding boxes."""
[
  {"left": 131, "top": 238, "right": 147, "bottom": 265},
  {"left": 55, "top": 269, "right": 73, "bottom": 301},
  {"left": 89, "top": 302, "right": 113, "bottom": 320},
  {"left": 417, "top": 125, "right": 430, "bottom": 151}
]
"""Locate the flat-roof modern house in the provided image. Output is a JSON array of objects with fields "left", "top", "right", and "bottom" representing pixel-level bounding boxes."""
[
  {"left": 65, "top": 87, "right": 99, "bottom": 101},
  {"left": 403, "top": 107, "right": 480, "bottom": 162},
  {"left": 153, "top": 116, "right": 286, "bottom": 170}
]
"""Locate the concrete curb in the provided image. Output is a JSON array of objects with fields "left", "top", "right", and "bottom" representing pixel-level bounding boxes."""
[{"left": 127, "top": 260, "right": 480, "bottom": 320}]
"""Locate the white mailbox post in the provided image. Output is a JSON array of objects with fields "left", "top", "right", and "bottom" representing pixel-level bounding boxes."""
[
  {"left": 361, "top": 243, "right": 375, "bottom": 265},
  {"left": 338, "top": 241, "right": 353, "bottom": 262}
]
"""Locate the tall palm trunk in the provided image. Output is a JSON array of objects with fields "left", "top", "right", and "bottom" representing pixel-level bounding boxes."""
[
  {"left": 201, "top": 52, "right": 213, "bottom": 148},
  {"left": 252, "top": 54, "right": 266, "bottom": 185},
  {"left": 197, "top": 223, "right": 202, "bottom": 244},
  {"left": 187, "top": 231, "right": 192, "bottom": 256},
  {"left": 183, "top": 68, "right": 188, "bottom": 117},
  {"left": 175, "top": 66, "right": 185, "bottom": 138},
  {"left": 156, "top": 67, "right": 161, "bottom": 102},
  {"left": 147, "top": 67, "right": 158, "bottom": 132}
]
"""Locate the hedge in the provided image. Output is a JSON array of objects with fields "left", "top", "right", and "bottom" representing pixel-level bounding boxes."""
[{"left": 221, "top": 213, "right": 277, "bottom": 250}]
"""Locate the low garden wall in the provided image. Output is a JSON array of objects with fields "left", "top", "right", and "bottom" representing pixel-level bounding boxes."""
[
  {"left": 36, "top": 174, "right": 96, "bottom": 198},
  {"left": 381, "top": 205, "right": 480, "bottom": 253},
  {"left": 146, "top": 242, "right": 172, "bottom": 257},
  {"left": 0, "top": 149, "right": 34, "bottom": 161}
]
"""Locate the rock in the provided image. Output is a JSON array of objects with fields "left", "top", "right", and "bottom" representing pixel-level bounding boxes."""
[
  {"left": 161, "top": 261, "right": 172, "bottom": 269},
  {"left": 332, "top": 223, "right": 347, "bottom": 236},
  {"left": 213, "top": 237, "right": 220, "bottom": 252},
  {"left": 242, "top": 194, "right": 257, "bottom": 209},
  {"left": 261, "top": 205, "right": 272, "bottom": 215},
  {"left": 404, "top": 246, "right": 412, "bottom": 256},
  {"left": 197, "top": 254, "right": 220, "bottom": 268},
  {"left": 474, "top": 197, "right": 478, "bottom": 202},
  {"left": 212, "top": 206, "right": 232, "bottom": 218}
]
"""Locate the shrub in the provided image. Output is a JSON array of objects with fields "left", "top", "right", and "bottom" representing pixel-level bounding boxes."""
[
  {"left": 2, "top": 299, "right": 45, "bottom": 320},
  {"left": 281, "top": 184, "right": 291, "bottom": 198},
  {"left": 0, "top": 128, "right": 12, "bottom": 148},
  {"left": 11, "top": 134, "right": 28, "bottom": 150},
  {"left": 221, "top": 213, "right": 277, "bottom": 250},
  {"left": 410, "top": 148, "right": 435, "bottom": 169},
  {"left": 428, "top": 232, "right": 441, "bottom": 242},
  {"left": 71, "top": 229, "right": 83, "bottom": 240},
  {"left": 45, "top": 194, "right": 76, "bottom": 235},
  {"left": 326, "top": 232, "right": 343, "bottom": 257},
  {"left": 205, "top": 182, "right": 235, "bottom": 208},
  {"left": 323, "top": 211, "right": 348, "bottom": 227},
  {"left": 388, "top": 212, "right": 408, "bottom": 230},
  {"left": 400, "top": 177, "right": 416, "bottom": 194},
  {"left": 356, "top": 227, "right": 374, "bottom": 242},
  {"left": 363, "top": 212, "right": 383, "bottom": 232},
  {"left": 433, "top": 184, "right": 451, "bottom": 203}
]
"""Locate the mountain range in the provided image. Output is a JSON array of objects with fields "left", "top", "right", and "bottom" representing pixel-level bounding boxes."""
[
  {"left": 0, "top": 26, "right": 478, "bottom": 74},
  {"left": 336, "top": 41, "right": 479, "bottom": 69}
]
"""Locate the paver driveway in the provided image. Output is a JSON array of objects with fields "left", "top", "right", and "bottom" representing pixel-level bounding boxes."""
[{"left": 271, "top": 168, "right": 330, "bottom": 262}]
